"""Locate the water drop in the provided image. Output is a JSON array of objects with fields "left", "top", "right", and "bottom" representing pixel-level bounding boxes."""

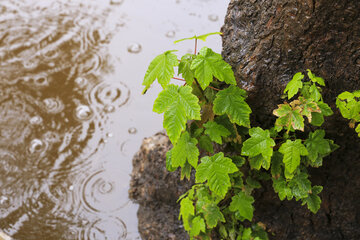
[
  {"left": 110, "top": 0, "right": 124, "bottom": 5},
  {"left": 127, "top": 43, "right": 142, "bottom": 54},
  {"left": 48, "top": 62, "right": 55, "bottom": 68},
  {"left": 43, "top": 98, "right": 64, "bottom": 114},
  {"left": 34, "top": 76, "right": 48, "bottom": 87},
  {"left": 165, "top": 30, "right": 176, "bottom": 38},
  {"left": 75, "top": 77, "right": 87, "bottom": 88},
  {"left": 75, "top": 105, "right": 93, "bottom": 121},
  {"left": 0, "top": 196, "right": 8, "bottom": 205},
  {"left": 104, "top": 105, "right": 115, "bottom": 113},
  {"left": 69, "top": 185, "right": 74, "bottom": 191},
  {"left": 30, "top": 116, "right": 43, "bottom": 125},
  {"left": 22, "top": 59, "right": 39, "bottom": 69},
  {"left": 29, "top": 139, "right": 45, "bottom": 154},
  {"left": 208, "top": 14, "right": 219, "bottom": 22},
  {"left": 128, "top": 127, "right": 137, "bottom": 134},
  {"left": 106, "top": 133, "right": 113, "bottom": 138}
]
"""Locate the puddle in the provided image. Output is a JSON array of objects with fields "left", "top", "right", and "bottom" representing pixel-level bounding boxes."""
[{"left": 0, "top": 0, "right": 229, "bottom": 239}]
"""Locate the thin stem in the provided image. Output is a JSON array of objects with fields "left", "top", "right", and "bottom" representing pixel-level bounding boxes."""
[
  {"left": 172, "top": 77, "right": 185, "bottom": 81},
  {"left": 194, "top": 39, "right": 198, "bottom": 55},
  {"left": 172, "top": 77, "right": 220, "bottom": 91}
]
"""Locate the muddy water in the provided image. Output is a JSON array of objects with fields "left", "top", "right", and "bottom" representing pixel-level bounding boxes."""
[{"left": 0, "top": 0, "right": 229, "bottom": 239}]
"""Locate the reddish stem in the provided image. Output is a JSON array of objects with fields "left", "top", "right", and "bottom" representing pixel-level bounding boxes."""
[
  {"left": 172, "top": 77, "right": 220, "bottom": 91},
  {"left": 194, "top": 39, "right": 197, "bottom": 55},
  {"left": 173, "top": 77, "right": 185, "bottom": 81}
]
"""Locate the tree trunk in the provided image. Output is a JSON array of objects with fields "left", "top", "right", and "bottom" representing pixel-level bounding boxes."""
[{"left": 221, "top": 0, "right": 360, "bottom": 239}]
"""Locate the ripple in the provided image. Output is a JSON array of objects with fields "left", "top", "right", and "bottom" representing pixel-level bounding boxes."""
[
  {"left": 208, "top": 14, "right": 219, "bottom": 22},
  {"left": 110, "top": 0, "right": 124, "bottom": 5},
  {"left": 165, "top": 30, "right": 176, "bottom": 38},
  {"left": 74, "top": 105, "right": 94, "bottom": 121},
  {"left": 127, "top": 43, "right": 142, "bottom": 54},
  {"left": 28, "top": 138, "right": 47, "bottom": 154},
  {"left": 79, "top": 217, "right": 127, "bottom": 240},
  {"left": 81, "top": 170, "right": 128, "bottom": 213},
  {"left": 128, "top": 127, "right": 137, "bottom": 134},
  {"left": 43, "top": 98, "right": 64, "bottom": 114},
  {"left": 89, "top": 82, "right": 130, "bottom": 111}
]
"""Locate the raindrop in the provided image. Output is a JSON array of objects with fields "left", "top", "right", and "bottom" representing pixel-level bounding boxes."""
[
  {"left": 30, "top": 116, "right": 43, "bottom": 125},
  {"left": 0, "top": 196, "right": 8, "bottom": 205},
  {"left": 110, "top": 0, "right": 124, "bottom": 5},
  {"left": 127, "top": 43, "right": 142, "bottom": 54},
  {"left": 75, "top": 105, "right": 93, "bottom": 121},
  {"left": 34, "top": 76, "right": 49, "bottom": 87},
  {"left": 69, "top": 185, "right": 74, "bottom": 191},
  {"left": 22, "top": 58, "right": 39, "bottom": 69},
  {"left": 29, "top": 139, "right": 46, "bottom": 154},
  {"left": 80, "top": 217, "right": 127, "bottom": 240},
  {"left": 106, "top": 133, "right": 113, "bottom": 138},
  {"left": 165, "top": 30, "right": 176, "bottom": 38},
  {"left": 90, "top": 82, "right": 130, "bottom": 108},
  {"left": 75, "top": 77, "right": 88, "bottom": 88},
  {"left": 128, "top": 127, "right": 137, "bottom": 134},
  {"left": 208, "top": 14, "right": 219, "bottom": 22},
  {"left": 48, "top": 62, "right": 55, "bottom": 68},
  {"left": 43, "top": 98, "right": 64, "bottom": 114},
  {"left": 104, "top": 105, "right": 115, "bottom": 113}
]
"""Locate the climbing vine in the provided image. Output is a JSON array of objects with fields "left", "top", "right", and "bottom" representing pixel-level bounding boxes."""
[{"left": 143, "top": 32, "right": 338, "bottom": 239}]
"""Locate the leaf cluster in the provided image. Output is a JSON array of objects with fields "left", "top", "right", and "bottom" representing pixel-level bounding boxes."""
[
  {"left": 336, "top": 90, "right": 360, "bottom": 137},
  {"left": 143, "top": 35, "right": 338, "bottom": 239}
]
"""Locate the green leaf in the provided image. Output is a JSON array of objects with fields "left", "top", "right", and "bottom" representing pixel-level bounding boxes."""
[
  {"left": 310, "top": 112, "right": 324, "bottom": 126},
  {"left": 288, "top": 172, "right": 311, "bottom": 200},
  {"left": 356, "top": 124, "right": 360, "bottom": 137},
  {"left": 284, "top": 72, "right": 304, "bottom": 99},
  {"left": 241, "top": 228, "right": 252, "bottom": 240},
  {"left": 304, "top": 130, "right": 331, "bottom": 162},
  {"left": 202, "top": 202, "right": 225, "bottom": 228},
  {"left": 190, "top": 47, "right": 236, "bottom": 89},
  {"left": 241, "top": 127, "right": 275, "bottom": 169},
  {"left": 279, "top": 140, "right": 308, "bottom": 177},
  {"left": 273, "top": 103, "right": 304, "bottom": 131},
  {"left": 198, "top": 135, "right": 214, "bottom": 153},
  {"left": 213, "top": 85, "right": 252, "bottom": 128},
  {"left": 172, "top": 132, "right": 199, "bottom": 168},
  {"left": 271, "top": 152, "right": 283, "bottom": 177},
  {"left": 179, "top": 197, "right": 195, "bottom": 231},
  {"left": 143, "top": 50, "right": 178, "bottom": 92},
  {"left": 174, "top": 32, "right": 222, "bottom": 43},
  {"left": 338, "top": 91, "right": 354, "bottom": 100},
  {"left": 273, "top": 176, "right": 293, "bottom": 200},
  {"left": 196, "top": 152, "right": 238, "bottom": 197},
  {"left": 307, "top": 69, "right": 325, "bottom": 86},
  {"left": 302, "top": 186, "right": 323, "bottom": 213},
  {"left": 249, "top": 155, "right": 263, "bottom": 170},
  {"left": 317, "top": 102, "right": 333, "bottom": 116},
  {"left": 178, "top": 53, "right": 195, "bottom": 85},
  {"left": 309, "top": 84, "right": 321, "bottom": 102},
  {"left": 153, "top": 85, "right": 201, "bottom": 143},
  {"left": 181, "top": 161, "right": 192, "bottom": 180},
  {"left": 246, "top": 177, "right": 261, "bottom": 189},
  {"left": 229, "top": 192, "right": 254, "bottom": 221},
  {"left": 166, "top": 150, "right": 177, "bottom": 172},
  {"left": 189, "top": 216, "right": 206, "bottom": 237},
  {"left": 203, "top": 121, "right": 231, "bottom": 144}
]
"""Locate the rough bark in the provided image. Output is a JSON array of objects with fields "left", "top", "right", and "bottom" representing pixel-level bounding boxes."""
[{"left": 221, "top": 0, "right": 360, "bottom": 239}]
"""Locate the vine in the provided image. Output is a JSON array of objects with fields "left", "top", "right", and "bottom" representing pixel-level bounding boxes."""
[{"left": 142, "top": 32, "right": 338, "bottom": 239}]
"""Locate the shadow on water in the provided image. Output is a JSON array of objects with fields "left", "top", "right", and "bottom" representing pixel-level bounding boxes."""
[{"left": 0, "top": 0, "right": 228, "bottom": 239}]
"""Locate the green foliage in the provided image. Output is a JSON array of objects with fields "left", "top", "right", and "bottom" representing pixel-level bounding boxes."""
[{"left": 144, "top": 34, "right": 338, "bottom": 239}]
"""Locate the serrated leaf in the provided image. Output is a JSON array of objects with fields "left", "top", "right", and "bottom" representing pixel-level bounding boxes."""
[
  {"left": 181, "top": 161, "right": 192, "bottom": 180},
  {"left": 213, "top": 85, "right": 251, "bottom": 127},
  {"left": 166, "top": 150, "right": 177, "bottom": 172},
  {"left": 241, "top": 127, "right": 275, "bottom": 168},
  {"left": 302, "top": 186, "right": 322, "bottom": 213},
  {"left": 271, "top": 152, "right": 283, "bottom": 177},
  {"left": 246, "top": 177, "right": 261, "bottom": 189},
  {"left": 356, "top": 124, "right": 360, "bottom": 137},
  {"left": 174, "top": 32, "right": 222, "bottom": 43},
  {"left": 284, "top": 72, "right": 304, "bottom": 99},
  {"left": 273, "top": 103, "right": 304, "bottom": 131},
  {"left": 317, "top": 102, "right": 333, "bottom": 116},
  {"left": 304, "top": 130, "right": 331, "bottom": 162},
  {"left": 190, "top": 216, "right": 206, "bottom": 237},
  {"left": 272, "top": 176, "right": 293, "bottom": 200},
  {"left": 195, "top": 152, "right": 238, "bottom": 197},
  {"left": 229, "top": 192, "right": 254, "bottom": 221},
  {"left": 202, "top": 203, "right": 225, "bottom": 228},
  {"left": 279, "top": 140, "right": 308, "bottom": 177},
  {"left": 309, "top": 84, "right": 321, "bottom": 102},
  {"left": 190, "top": 47, "right": 236, "bottom": 89},
  {"left": 249, "top": 155, "right": 263, "bottom": 170},
  {"left": 198, "top": 135, "right": 214, "bottom": 153},
  {"left": 179, "top": 197, "right": 194, "bottom": 231},
  {"left": 242, "top": 228, "right": 252, "bottom": 240},
  {"left": 172, "top": 132, "right": 199, "bottom": 168},
  {"left": 203, "top": 121, "right": 231, "bottom": 144},
  {"left": 153, "top": 85, "right": 201, "bottom": 143},
  {"left": 297, "top": 98, "right": 321, "bottom": 123},
  {"left": 310, "top": 112, "right": 324, "bottom": 126},
  {"left": 307, "top": 69, "right": 325, "bottom": 86},
  {"left": 288, "top": 172, "right": 311, "bottom": 200},
  {"left": 178, "top": 53, "right": 195, "bottom": 85},
  {"left": 338, "top": 91, "right": 354, "bottom": 100},
  {"left": 143, "top": 50, "right": 178, "bottom": 92}
]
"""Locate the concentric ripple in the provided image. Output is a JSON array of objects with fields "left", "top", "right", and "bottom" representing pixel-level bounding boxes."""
[{"left": 79, "top": 217, "right": 127, "bottom": 240}]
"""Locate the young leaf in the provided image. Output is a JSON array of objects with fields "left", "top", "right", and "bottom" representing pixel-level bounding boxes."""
[
  {"left": 153, "top": 85, "right": 201, "bottom": 143},
  {"left": 181, "top": 162, "right": 192, "bottom": 180},
  {"left": 190, "top": 216, "right": 206, "bottom": 237},
  {"left": 172, "top": 132, "right": 199, "bottom": 168},
  {"left": 273, "top": 103, "right": 304, "bottom": 131},
  {"left": 229, "top": 192, "right": 255, "bottom": 221},
  {"left": 273, "top": 176, "right": 293, "bottom": 200},
  {"left": 284, "top": 72, "right": 304, "bottom": 99},
  {"left": 213, "top": 85, "right": 252, "bottom": 128},
  {"left": 143, "top": 50, "right": 178, "bottom": 92},
  {"left": 203, "top": 121, "right": 231, "bottom": 144},
  {"left": 309, "top": 84, "right": 321, "bottom": 102},
  {"left": 307, "top": 69, "right": 325, "bottom": 86},
  {"left": 304, "top": 130, "right": 331, "bottom": 162},
  {"left": 241, "top": 127, "right": 275, "bottom": 169},
  {"left": 178, "top": 53, "right": 195, "bottom": 85},
  {"left": 279, "top": 139, "right": 308, "bottom": 177},
  {"left": 179, "top": 197, "right": 195, "bottom": 231},
  {"left": 288, "top": 172, "right": 311, "bottom": 200},
  {"left": 302, "top": 186, "right": 323, "bottom": 213},
  {"left": 202, "top": 202, "right": 225, "bottom": 228},
  {"left": 174, "top": 32, "right": 222, "bottom": 43},
  {"left": 195, "top": 152, "right": 238, "bottom": 197},
  {"left": 190, "top": 47, "right": 236, "bottom": 89}
]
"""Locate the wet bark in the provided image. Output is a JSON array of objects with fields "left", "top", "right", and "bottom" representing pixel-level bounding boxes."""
[{"left": 221, "top": 0, "right": 360, "bottom": 239}]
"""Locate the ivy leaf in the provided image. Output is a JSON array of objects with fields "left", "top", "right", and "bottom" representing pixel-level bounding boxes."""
[
  {"left": 191, "top": 47, "right": 236, "bottom": 89},
  {"left": 288, "top": 172, "right": 311, "bottom": 200},
  {"left": 166, "top": 150, "right": 177, "bottom": 172},
  {"left": 202, "top": 203, "right": 225, "bottom": 228},
  {"left": 213, "top": 85, "right": 252, "bottom": 128},
  {"left": 179, "top": 197, "right": 195, "bottom": 231},
  {"left": 241, "top": 127, "right": 275, "bottom": 169},
  {"left": 229, "top": 192, "right": 254, "bottom": 221},
  {"left": 174, "top": 32, "right": 222, "bottom": 43},
  {"left": 189, "top": 216, "right": 206, "bottom": 237},
  {"left": 273, "top": 103, "right": 304, "bottom": 131},
  {"left": 284, "top": 72, "right": 304, "bottom": 99},
  {"left": 153, "top": 85, "right": 201, "bottom": 143},
  {"left": 304, "top": 130, "right": 331, "bottom": 162},
  {"left": 143, "top": 50, "right": 178, "bottom": 92},
  {"left": 172, "top": 132, "right": 199, "bottom": 168},
  {"left": 178, "top": 53, "right": 195, "bottom": 85},
  {"left": 195, "top": 152, "right": 238, "bottom": 197},
  {"left": 273, "top": 176, "right": 293, "bottom": 201},
  {"left": 279, "top": 140, "right": 308, "bottom": 177},
  {"left": 302, "top": 186, "right": 323, "bottom": 213},
  {"left": 198, "top": 135, "right": 214, "bottom": 153},
  {"left": 203, "top": 121, "right": 231, "bottom": 144},
  {"left": 307, "top": 69, "right": 325, "bottom": 86}
]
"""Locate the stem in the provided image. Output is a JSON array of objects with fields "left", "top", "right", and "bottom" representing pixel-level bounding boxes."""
[
  {"left": 194, "top": 79, "right": 209, "bottom": 102},
  {"left": 172, "top": 77, "right": 185, "bottom": 81},
  {"left": 194, "top": 39, "right": 198, "bottom": 55},
  {"left": 232, "top": 122, "right": 242, "bottom": 144}
]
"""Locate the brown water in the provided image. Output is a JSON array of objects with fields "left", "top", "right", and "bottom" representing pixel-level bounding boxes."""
[{"left": 0, "top": 0, "right": 229, "bottom": 239}]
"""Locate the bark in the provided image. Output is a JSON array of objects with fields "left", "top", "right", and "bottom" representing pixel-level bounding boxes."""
[{"left": 221, "top": 0, "right": 360, "bottom": 239}]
